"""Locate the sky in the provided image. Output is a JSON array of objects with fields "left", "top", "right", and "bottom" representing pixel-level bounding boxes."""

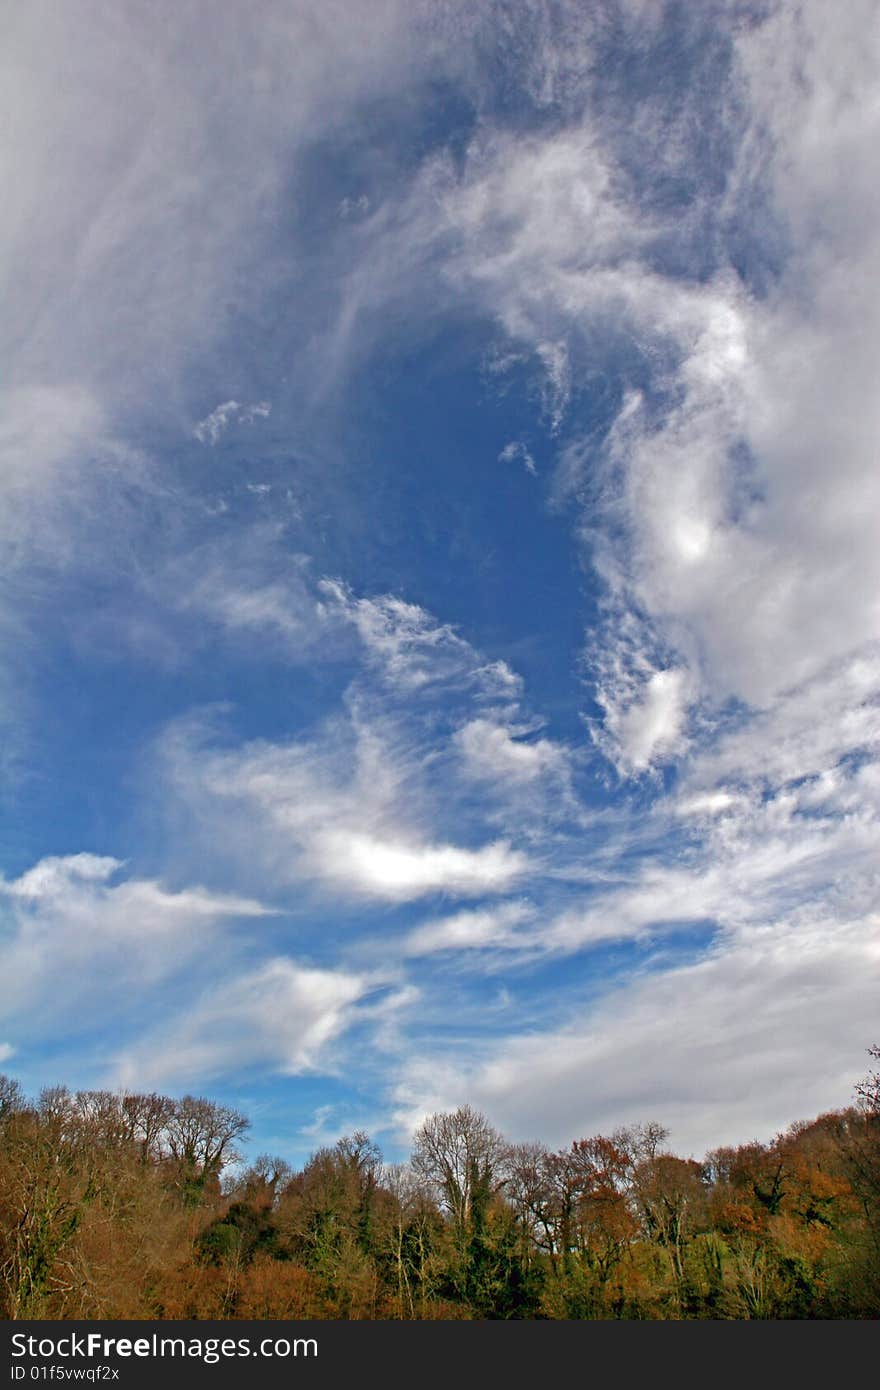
[{"left": 1, "top": 0, "right": 879, "bottom": 1166}]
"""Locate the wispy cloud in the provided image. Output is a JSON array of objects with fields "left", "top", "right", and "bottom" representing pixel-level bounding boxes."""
[
  {"left": 498, "top": 441, "right": 537, "bottom": 476},
  {"left": 3, "top": 0, "right": 878, "bottom": 1164},
  {"left": 194, "top": 400, "right": 271, "bottom": 445},
  {"left": 321, "top": 581, "right": 522, "bottom": 699},
  {"left": 154, "top": 695, "right": 534, "bottom": 906},
  {"left": 403, "top": 901, "right": 533, "bottom": 957},
  {"left": 113, "top": 957, "right": 369, "bottom": 1090},
  {"left": 0, "top": 854, "right": 272, "bottom": 1039},
  {"left": 393, "top": 904, "right": 880, "bottom": 1158}
]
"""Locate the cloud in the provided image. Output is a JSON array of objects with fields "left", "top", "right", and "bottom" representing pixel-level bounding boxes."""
[
  {"left": 321, "top": 581, "right": 522, "bottom": 699},
  {"left": 582, "top": 604, "right": 697, "bottom": 776},
  {"left": 439, "top": 124, "right": 648, "bottom": 347},
  {"left": 0, "top": 0, "right": 449, "bottom": 743},
  {"left": 0, "top": 385, "right": 106, "bottom": 509},
  {"left": 686, "top": 650, "right": 880, "bottom": 795},
  {"left": 454, "top": 717, "right": 569, "bottom": 785},
  {"left": 0, "top": 382, "right": 143, "bottom": 608},
  {"left": 393, "top": 906, "right": 880, "bottom": 1158},
  {"left": 3, "top": 0, "right": 878, "bottom": 1162},
  {"left": 2, "top": 0, "right": 428, "bottom": 409},
  {"left": 114, "top": 559, "right": 527, "bottom": 691},
  {"left": 594, "top": 663, "right": 694, "bottom": 777},
  {"left": 194, "top": 400, "right": 271, "bottom": 445},
  {"left": 113, "top": 956, "right": 368, "bottom": 1090},
  {"left": 163, "top": 532, "right": 341, "bottom": 660},
  {"left": 314, "top": 832, "right": 528, "bottom": 903},
  {"left": 498, "top": 441, "right": 537, "bottom": 475},
  {"left": 403, "top": 901, "right": 533, "bottom": 956},
  {"left": 582, "top": 5, "right": 880, "bottom": 745},
  {"left": 339, "top": 1, "right": 880, "bottom": 785},
  {"left": 0, "top": 854, "right": 272, "bottom": 1037},
  {"left": 141, "top": 574, "right": 553, "bottom": 905},
  {"left": 391, "top": 589, "right": 880, "bottom": 1148},
  {"left": 157, "top": 706, "right": 531, "bottom": 904}
]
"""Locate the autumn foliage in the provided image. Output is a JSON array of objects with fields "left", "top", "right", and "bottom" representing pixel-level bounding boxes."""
[{"left": 0, "top": 1053, "right": 878, "bottom": 1320}]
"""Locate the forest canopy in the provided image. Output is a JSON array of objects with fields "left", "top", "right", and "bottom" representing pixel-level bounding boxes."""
[{"left": 1, "top": 1049, "right": 878, "bottom": 1320}]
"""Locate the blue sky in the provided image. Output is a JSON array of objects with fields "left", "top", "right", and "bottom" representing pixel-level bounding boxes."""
[{"left": 2, "top": 0, "right": 879, "bottom": 1165}]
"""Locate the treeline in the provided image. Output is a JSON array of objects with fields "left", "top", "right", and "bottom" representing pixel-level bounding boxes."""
[{"left": 1, "top": 1052, "right": 878, "bottom": 1320}]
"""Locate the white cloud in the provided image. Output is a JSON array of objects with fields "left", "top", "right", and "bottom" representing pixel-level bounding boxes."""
[
  {"left": 454, "top": 717, "right": 569, "bottom": 784},
  {"left": 440, "top": 124, "right": 648, "bottom": 347},
  {"left": 0, "top": 385, "right": 105, "bottom": 507},
  {"left": 403, "top": 901, "right": 532, "bottom": 956},
  {"left": 391, "top": 600, "right": 880, "bottom": 1138},
  {"left": 546, "top": 717, "right": 880, "bottom": 961},
  {"left": 5, "top": 852, "right": 121, "bottom": 898},
  {"left": 687, "top": 650, "right": 880, "bottom": 794},
  {"left": 592, "top": 6, "right": 880, "bottom": 737},
  {"left": 4, "top": 0, "right": 878, "bottom": 1159},
  {"left": 346, "top": 1, "right": 880, "bottom": 785},
  {"left": 0, "top": 383, "right": 147, "bottom": 606},
  {"left": 169, "top": 539, "right": 336, "bottom": 658},
  {"left": 0, "top": 0, "right": 447, "bottom": 740},
  {"left": 0, "top": 854, "right": 271, "bottom": 1032},
  {"left": 0, "top": 381, "right": 157, "bottom": 782},
  {"left": 321, "top": 581, "right": 521, "bottom": 699},
  {"left": 113, "top": 956, "right": 368, "bottom": 1090},
  {"left": 156, "top": 701, "right": 533, "bottom": 904},
  {"left": 143, "top": 580, "right": 545, "bottom": 904},
  {"left": 498, "top": 440, "right": 537, "bottom": 475},
  {"left": 315, "top": 832, "right": 527, "bottom": 903},
  {"left": 2, "top": 1, "right": 426, "bottom": 412},
  {"left": 147, "top": 561, "right": 529, "bottom": 694},
  {"left": 584, "top": 606, "right": 697, "bottom": 775},
  {"left": 599, "top": 666, "right": 693, "bottom": 776},
  {"left": 194, "top": 400, "right": 271, "bottom": 445},
  {"left": 394, "top": 906, "right": 880, "bottom": 1158},
  {"left": 194, "top": 401, "right": 240, "bottom": 445}
]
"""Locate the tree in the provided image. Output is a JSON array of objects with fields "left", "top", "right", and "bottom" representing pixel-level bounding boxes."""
[
  {"left": 506, "top": 1142, "right": 557, "bottom": 1261},
  {"left": 855, "top": 1044, "right": 880, "bottom": 1116},
  {"left": 411, "top": 1105, "right": 508, "bottom": 1305},
  {"left": 567, "top": 1136, "right": 639, "bottom": 1284},
  {"left": 411, "top": 1106, "right": 507, "bottom": 1241},
  {"left": 164, "top": 1097, "right": 250, "bottom": 1200},
  {"left": 0, "top": 1075, "right": 24, "bottom": 1124},
  {"left": 1, "top": 1063, "right": 876, "bottom": 1320},
  {"left": 378, "top": 1164, "right": 437, "bottom": 1318},
  {"left": 0, "top": 1104, "right": 101, "bottom": 1317},
  {"left": 275, "top": 1132, "right": 385, "bottom": 1317},
  {"left": 632, "top": 1155, "right": 708, "bottom": 1301},
  {"left": 509, "top": 1134, "right": 643, "bottom": 1316},
  {"left": 236, "top": 1154, "right": 293, "bottom": 1209},
  {"left": 121, "top": 1092, "right": 175, "bottom": 1164}
]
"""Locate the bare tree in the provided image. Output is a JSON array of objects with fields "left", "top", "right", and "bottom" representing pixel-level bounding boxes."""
[
  {"left": 0, "top": 1105, "right": 103, "bottom": 1317},
  {"left": 121, "top": 1092, "right": 175, "bottom": 1164},
  {"left": 613, "top": 1121, "right": 670, "bottom": 1166},
  {"left": 855, "top": 1044, "right": 880, "bottom": 1116},
  {"left": 380, "top": 1164, "right": 437, "bottom": 1318},
  {"left": 506, "top": 1142, "right": 557, "bottom": 1259},
  {"left": 0, "top": 1075, "right": 24, "bottom": 1123},
  {"left": 238, "top": 1153, "right": 293, "bottom": 1204},
  {"left": 38, "top": 1086, "right": 73, "bottom": 1127},
  {"left": 411, "top": 1105, "right": 507, "bottom": 1247},
  {"left": 68, "top": 1092, "right": 131, "bottom": 1150},
  {"left": 165, "top": 1096, "right": 250, "bottom": 1181}
]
